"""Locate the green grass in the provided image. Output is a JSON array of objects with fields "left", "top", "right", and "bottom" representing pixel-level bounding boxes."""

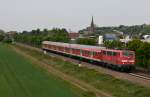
[
  {"left": 14, "top": 43, "right": 150, "bottom": 97},
  {"left": 0, "top": 44, "right": 94, "bottom": 97}
]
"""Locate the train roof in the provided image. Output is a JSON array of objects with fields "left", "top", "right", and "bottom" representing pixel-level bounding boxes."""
[{"left": 42, "top": 41, "right": 123, "bottom": 52}]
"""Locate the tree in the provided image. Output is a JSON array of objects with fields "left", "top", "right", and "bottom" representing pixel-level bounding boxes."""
[
  {"left": 126, "top": 39, "right": 150, "bottom": 69},
  {"left": 76, "top": 38, "right": 96, "bottom": 45},
  {"left": 45, "top": 28, "right": 69, "bottom": 43},
  {"left": 127, "top": 39, "right": 142, "bottom": 51},
  {"left": 136, "top": 42, "right": 150, "bottom": 68},
  {"left": 0, "top": 34, "right": 4, "bottom": 41},
  {"left": 15, "top": 28, "right": 70, "bottom": 47},
  {"left": 104, "top": 40, "right": 123, "bottom": 49},
  {"left": 0, "top": 30, "right": 5, "bottom": 41}
]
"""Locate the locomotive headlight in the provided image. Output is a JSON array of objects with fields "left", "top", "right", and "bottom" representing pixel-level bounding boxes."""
[
  {"left": 128, "top": 60, "right": 135, "bottom": 62},
  {"left": 122, "top": 60, "right": 134, "bottom": 62},
  {"left": 122, "top": 60, "right": 128, "bottom": 62}
]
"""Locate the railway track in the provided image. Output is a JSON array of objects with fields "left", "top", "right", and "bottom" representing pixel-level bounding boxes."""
[{"left": 129, "top": 73, "right": 150, "bottom": 80}]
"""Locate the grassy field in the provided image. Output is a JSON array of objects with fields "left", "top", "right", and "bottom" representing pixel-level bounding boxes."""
[
  {"left": 0, "top": 44, "right": 92, "bottom": 97},
  {"left": 14, "top": 43, "right": 150, "bottom": 97}
]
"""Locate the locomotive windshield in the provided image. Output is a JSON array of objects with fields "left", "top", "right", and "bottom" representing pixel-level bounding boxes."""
[{"left": 123, "top": 51, "right": 134, "bottom": 57}]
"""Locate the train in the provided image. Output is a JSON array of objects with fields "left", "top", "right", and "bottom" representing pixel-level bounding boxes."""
[{"left": 42, "top": 41, "right": 135, "bottom": 72}]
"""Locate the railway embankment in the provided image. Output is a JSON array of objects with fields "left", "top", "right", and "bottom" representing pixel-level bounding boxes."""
[{"left": 13, "top": 43, "right": 150, "bottom": 97}]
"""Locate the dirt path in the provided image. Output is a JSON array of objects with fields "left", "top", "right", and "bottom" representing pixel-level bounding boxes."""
[{"left": 11, "top": 45, "right": 113, "bottom": 97}]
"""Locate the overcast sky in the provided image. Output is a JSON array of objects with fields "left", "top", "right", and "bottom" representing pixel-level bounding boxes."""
[{"left": 0, "top": 0, "right": 150, "bottom": 32}]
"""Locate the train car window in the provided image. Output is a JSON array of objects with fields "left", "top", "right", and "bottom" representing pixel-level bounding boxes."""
[
  {"left": 87, "top": 51, "right": 89, "bottom": 55},
  {"left": 88, "top": 51, "right": 90, "bottom": 55},
  {"left": 77, "top": 49, "right": 79, "bottom": 52},
  {"left": 90, "top": 51, "right": 92, "bottom": 55},
  {"left": 95, "top": 52, "right": 97, "bottom": 55},
  {"left": 85, "top": 51, "right": 89, "bottom": 55},
  {"left": 112, "top": 52, "right": 117, "bottom": 56},
  {"left": 65, "top": 47, "right": 67, "bottom": 50},
  {"left": 83, "top": 50, "right": 85, "bottom": 54},
  {"left": 98, "top": 52, "right": 101, "bottom": 56},
  {"left": 86, "top": 51, "right": 88, "bottom": 54},
  {"left": 103, "top": 51, "right": 106, "bottom": 55},
  {"left": 82, "top": 50, "right": 84, "bottom": 54},
  {"left": 83, "top": 51, "right": 85, "bottom": 54},
  {"left": 107, "top": 51, "right": 112, "bottom": 56},
  {"left": 84, "top": 51, "right": 86, "bottom": 54},
  {"left": 85, "top": 51, "right": 87, "bottom": 54},
  {"left": 93, "top": 52, "right": 96, "bottom": 56},
  {"left": 75, "top": 49, "right": 77, "bottom": 51},
  {"left": 123, "top": 51, "right": 133, "bottom": 57}
]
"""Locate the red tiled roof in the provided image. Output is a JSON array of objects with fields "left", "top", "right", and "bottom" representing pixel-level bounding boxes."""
[{"left": 69, "top": 33, "right": 79, "bottom": 39}]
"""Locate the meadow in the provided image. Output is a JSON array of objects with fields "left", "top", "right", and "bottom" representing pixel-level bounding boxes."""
[{"left": 0, "top": 44, "right": 90, "bottom": 97}]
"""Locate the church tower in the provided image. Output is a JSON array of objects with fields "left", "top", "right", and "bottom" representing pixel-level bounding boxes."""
[{"left": 90, "top": 16, "right": 95, "bottom": 33}]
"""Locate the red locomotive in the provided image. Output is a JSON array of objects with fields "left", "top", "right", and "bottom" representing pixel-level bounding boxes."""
[{"left": 42, "top": 41, "right": 135, "bottom": 71}]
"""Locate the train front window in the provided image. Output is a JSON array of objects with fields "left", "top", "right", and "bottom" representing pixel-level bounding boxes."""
[
  {"left": 112, "top": 52, "right": 117, "bottom": 56},
  {"left": 123, "top": 51, "right": 133, "bottom": 57}
]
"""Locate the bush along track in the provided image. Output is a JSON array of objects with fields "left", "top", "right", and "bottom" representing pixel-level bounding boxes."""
[{"left": 13, "top": 44, "right": 150, "bottom": 97}]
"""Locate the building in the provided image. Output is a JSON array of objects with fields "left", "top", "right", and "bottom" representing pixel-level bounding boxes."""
[
  {"left": 142, "top": 35, "right": 150, "bottom": 39},
  {"left": 104, "top": 34, "right": 119, "bottom": 41},
  {"left": 120, "top": 35, "right": 132, "bottom": 43},
  {"left": 83, "top": 16, "right": 96, "bottom": 35},
  {"left": 90, "top": 16, "right": 95, "bottom": 33},
  {"left": 68, "top": 32, "right": 79, "bottom": 40},
  {"left": 141, "top": 35, "right": 150, "bottom": 43},
  {"left": 98, "top": 35, "right": 103, "bottom": 45},
  {"left": 6, "top": 31, "right": 17, "bottom": 37}
]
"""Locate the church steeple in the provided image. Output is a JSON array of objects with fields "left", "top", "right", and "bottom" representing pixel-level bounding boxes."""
[
  {"left": 91, "top": 16, "right": 94, "bottom": 26},
  {"left": 90, "top": 16, "right": 95, "bottom": 33}
]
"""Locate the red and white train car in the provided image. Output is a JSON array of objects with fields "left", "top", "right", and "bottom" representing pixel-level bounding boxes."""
[{"left": 42, "top": 41, "right": 135, "bottom": 71}]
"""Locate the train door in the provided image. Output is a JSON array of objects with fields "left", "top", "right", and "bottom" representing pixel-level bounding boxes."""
[
  {"left": 93, "top": 51, "right": 102, "bottom": 61},
  {"left": 116, "top": 52, "right": 121, "bottom": 65},
  {"left": 98, "top": 51, "right": 102, "bottom": 61},
  {"left": 111, "top": 52, "right": 117, "bottom": 64},
  {"left": 101, "top": 50, "right": 107, "bottom": 62}
]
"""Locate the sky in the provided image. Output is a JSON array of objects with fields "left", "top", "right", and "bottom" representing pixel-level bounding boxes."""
[{"left": 0, "top": 0, "right": 150, "bottom": 32}]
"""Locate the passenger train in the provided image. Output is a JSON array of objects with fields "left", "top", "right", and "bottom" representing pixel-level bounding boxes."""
[{"left": 42, "top": 41, "right": 135, "bottom": 72}]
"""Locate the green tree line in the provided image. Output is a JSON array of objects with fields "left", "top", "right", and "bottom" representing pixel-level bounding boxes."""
[{"left": 15, "top": 28, "right": 70, "bottom": 47}]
